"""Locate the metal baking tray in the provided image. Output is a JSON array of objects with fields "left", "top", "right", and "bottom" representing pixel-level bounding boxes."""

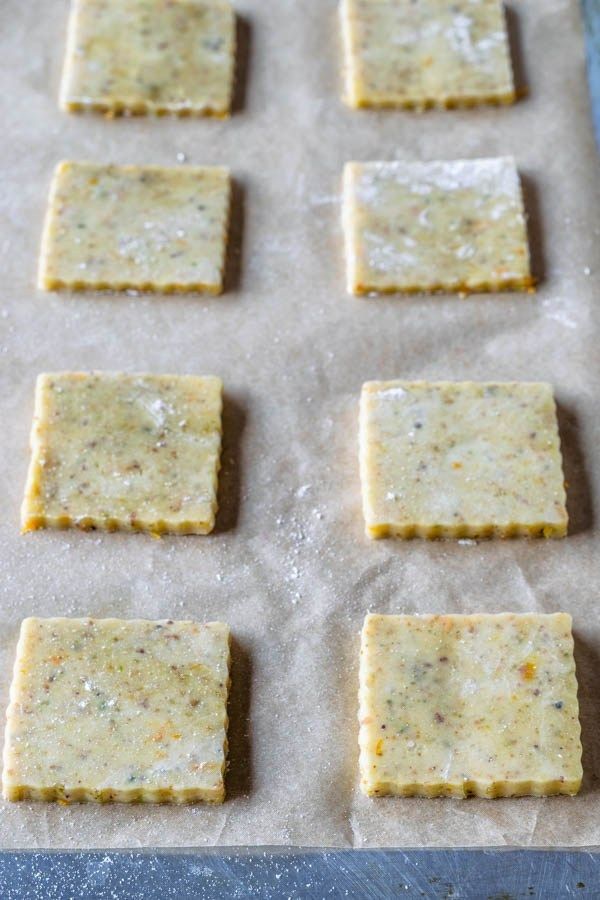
[{"left": 0, "top": 846, "right": 599, "bottom": 898}]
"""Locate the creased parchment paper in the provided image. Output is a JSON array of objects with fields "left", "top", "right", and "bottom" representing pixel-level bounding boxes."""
[{"left": 0, "top": 0, "right": 598, "bottom": 850}]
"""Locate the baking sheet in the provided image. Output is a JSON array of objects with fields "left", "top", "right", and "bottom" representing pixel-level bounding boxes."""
[
  {"left": 1, "top": 848, "right": 599, "bottom": 899},
  {"left": 0, "top": 0, "right": 598, "bottom": 850}
]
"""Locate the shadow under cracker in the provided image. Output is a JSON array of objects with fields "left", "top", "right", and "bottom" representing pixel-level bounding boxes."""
[
  {"left": 231, "top": 15, "right": 251, "bottom": 114},
  {"left": 226, "top": 636, "right": 252, "bottom": 800},
  {"left": 556, "top": 402, "right": 594, "bottom": 536},
  {"left": 573, "top": 633, "right": 600, "bottom": 794},
  {"left": 505, "top": 5, "right": 528, "bottom": 101},
  {"left": 214, "top": 393, "right": 245, "bottom": 534},
  {"left": 520, "top": 172, "right": 545, "bottom": 288},
  {"left": 223, "top": 178, "right": 245, "bottom": 294}
]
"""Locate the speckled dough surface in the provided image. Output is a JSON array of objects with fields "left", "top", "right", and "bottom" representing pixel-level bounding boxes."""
[
  {"left": 359, "top": 613, "right": 582, "bottom": 798},
  {"left": 2, "top": 617, "right": 230, "bottom": 803},
  {"left": 21, "top": 372, "right": 223, "bottom": 535},
  {"left": 60, "top": 0, "right": 236, "bottom": 117},
  {"left": 340, "top": 0, "right": 515, "bottom": 109},
  {"left": 39, "top": 161, "right": 231, "bottom": 294},
  {"left": 343, "top": 157, "right": 532, "bottom": 294},
  {"left": 359, "top": 381, "right": 568, "bottom": 538}
]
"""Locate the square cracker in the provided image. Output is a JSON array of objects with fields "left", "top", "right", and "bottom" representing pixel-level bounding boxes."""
[
  {"left": 343, "top": 157, "right": 532, "bottom": 295},
  {"left": 3, "top": 617, "right": 230, "bottom": 803},
  {"left": 340, "top": 0, "right": 515, "bottom": 109},
  {"left": 60, "top": 0, "right": 236, "bottom": 117},
  {"left": 38, "top": 161, "right": 231, "bottom": 294},
  {"left": 21, "top": 372, "right": 223, "bottom": 536},
  {"left": 359, "top": 381, "right": 568, "bottom": 539},
  {"left": 359, "top": 613, "right": 582, "bottom": 798}
]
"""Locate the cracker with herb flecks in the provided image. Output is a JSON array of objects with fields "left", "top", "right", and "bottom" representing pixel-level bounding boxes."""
[
  {"left": 359, "top": 380, "right": 567, "bottom": 539},
  {"left": 61, "top": 0, "right": 236, "bottom": 117},
  {"left": 340, "top": 0, "right": 515, "bottom": 109},
  {"left": 22, "top": 372, "right": 223, "bottom": 536},
  {"left": 39, "top": 161, "right": 231, "bottom": 294},
  {"left": 342, "top": 157, "right": 532, "bottom": 295},
  {"left": 3, "top": 617, "right": 230, "bottom": 803},
  {"left": 359, "top": 613, "right": 582, "bottom": 798}
]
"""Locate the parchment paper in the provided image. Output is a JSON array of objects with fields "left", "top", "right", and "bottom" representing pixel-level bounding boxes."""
[{"left": 0, "top": 0, "right": 599, "bottom": 850}]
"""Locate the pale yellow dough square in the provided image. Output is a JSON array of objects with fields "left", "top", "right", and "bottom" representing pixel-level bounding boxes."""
[
  {"left": 39, "top": 161, "right": 231, "bottom": 294},
  {"left": 343, "top": 157, "right": 533, "bottom": 295},
  {"left": 3, "top": 617, "right": 230, "bottom": 803},
  {"left": 359, "top": 381, "right": 568, "bottom": 539},
  {"left": 60, "top": 0, "right": 236, "bottom": 117},
  {"left": 340, "top": 0, "right": 515, "bottom": 109},
  {"left": 359, "top": 613, "right": 583, "bottom": 799},
  {"left": 21, "top": 372, "right": 223, "bottom": 536}
]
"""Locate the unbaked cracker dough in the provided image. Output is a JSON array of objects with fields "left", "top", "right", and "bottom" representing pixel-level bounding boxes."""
[
  {"left": 359, "top": 381, "right": 568, "bottom": 539},
  {"left": 342, "top": 157, "right": 533, "bottom": 295},
  {"left": 21, "top": 372, "right": 223, "bottom": 536},
  {"left": 2, "top": 617, "right": 230, "bottom": 803},
  {"left": 60, "top": 0, "right": 236, "bottom": 117},
  {"left": 359, "top": 613, "right": 582, "bottom": 798},
  {"left": 340, "top": 0, "right": 515, "bottom": 109},
  {"left": 38, "top": 161, "right": 231, "bottom": 294}
]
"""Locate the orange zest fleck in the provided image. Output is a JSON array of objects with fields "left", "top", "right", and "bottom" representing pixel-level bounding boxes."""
[{"left": 518, "top": 660, "right": 537, "bottom": 681}]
